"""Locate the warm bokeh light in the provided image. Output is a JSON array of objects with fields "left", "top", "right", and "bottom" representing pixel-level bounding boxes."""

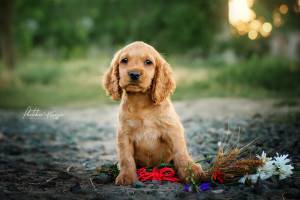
[
  {"left": 250, "top": 20, "right": 262, "bottom": 31},
  {"left": 228, "top": 0, "right": 273, "bottom": 40},
  {"left": 248, "top": 30, "right": 258, "bottom": 40},
  {"left": 236, "top": 21, "right": 246, "bottom": 31},
  {"left": 294, "top": 4, "right": 300, "bottom": 13},
  {"left": 273, "top": 12, "right": 282, "bottom": 27},
  {"left": 279, "top": 4, "right": 289, "bottom": 14},
  {"left": 261, "top": 30, "right": 270, "bottom": 37},
  {"left": 262, "top": 22, "right": 272, "bottom": 33},
  {"left": 261, "top": 22, "right": 272, "bottom": 37},
  {"left": 229, "top": 0, "right": 255, "bottom": 25}
]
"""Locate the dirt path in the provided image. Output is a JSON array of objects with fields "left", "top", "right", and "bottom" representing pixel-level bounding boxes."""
[
  {"left": 60, "top": 98, "right": 300, "bottom": 123},
  {"left": 0, "top": 98, "right": 299, "bottom": 199}
]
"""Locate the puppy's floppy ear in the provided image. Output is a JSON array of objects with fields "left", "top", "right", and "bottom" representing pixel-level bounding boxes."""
[
  {"left": 102, "top": 49, "right": 123, "bottom": 101},
  {"left": 151, "top": 54, "right": 176, "bottom": 105}
]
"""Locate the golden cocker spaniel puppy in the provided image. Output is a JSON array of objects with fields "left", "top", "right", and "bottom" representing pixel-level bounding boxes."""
[{"left": 102, "top": 41, "right": 203, "bottom": 185}]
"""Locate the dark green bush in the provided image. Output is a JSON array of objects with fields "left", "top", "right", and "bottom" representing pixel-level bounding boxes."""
[{"left": 217, "top": 55, "right": 300, "bottom": 92}]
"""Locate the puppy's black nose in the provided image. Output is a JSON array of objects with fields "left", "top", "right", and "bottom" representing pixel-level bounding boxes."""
[{"left": 129, "top": 70, "right": 141, "bottom": 81}]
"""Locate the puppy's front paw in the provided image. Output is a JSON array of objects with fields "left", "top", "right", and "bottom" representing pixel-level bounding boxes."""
[
  {"left": 115, "top": 172, "right": 138, "bottom": 186},
  {"left": 178, "top": 163, "right": 204, "bottom": 183},
  {"left": 190, "top": 163, "right": 204, "bottom": 180}
]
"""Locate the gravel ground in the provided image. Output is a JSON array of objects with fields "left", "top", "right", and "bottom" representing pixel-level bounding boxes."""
[{"left": 0, "top": 98, "right": 300, "bottom": 199}]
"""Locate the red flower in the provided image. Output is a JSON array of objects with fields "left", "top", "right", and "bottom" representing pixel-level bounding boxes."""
[{"left": 213, "top": 171, "right": 226, "bottom": 183}]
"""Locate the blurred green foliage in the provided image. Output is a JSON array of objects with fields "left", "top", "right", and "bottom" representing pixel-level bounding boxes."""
[
  {"left": 216, "top": 55, "right": 300, "bottom": 92},
  {"left": 12, "top": 0, "right": 226, "bottom": 57},
  {"left": 173, "top": 55, "right": 300, "bottom": 101},
  {"left": 18, "top": 62, "right": 63, "bottom": 85}
]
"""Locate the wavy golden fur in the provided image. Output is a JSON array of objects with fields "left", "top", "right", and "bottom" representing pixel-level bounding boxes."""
[{"left": 102, "top": 41, "right": 203, "bottom": 185}]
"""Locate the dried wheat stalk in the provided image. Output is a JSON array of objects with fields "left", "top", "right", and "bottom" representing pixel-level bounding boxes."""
[
  {"left": 199, "top": 147, "right": 263, "bottom": 181},
  {"left": 221, "top": 148, "right": 239, "bottom": 167}
]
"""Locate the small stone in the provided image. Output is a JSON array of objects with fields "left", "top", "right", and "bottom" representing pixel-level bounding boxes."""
[
  {"left": 252, "top": 113, "right": 262, "bottom": 119},
  {"left": 212, "top": 184, "right": 225, "bottom": 194},
  {"left": 85, "top": 167, "right": 97, "bottom": 171},
  {"left": 39, "top": 179, "right": 56, "bottom": 188},
  {"left": 57, "top": 171, "right": 72, "bottom": 180},
  {"left": 133, "top": 181, "right": 146, "bottom": 188},
  {"left": 94, "top": 173, "right": 113, "bottom": 184},
  {"left": 211, "top": 189, "right": 224, "bottom": 194}
]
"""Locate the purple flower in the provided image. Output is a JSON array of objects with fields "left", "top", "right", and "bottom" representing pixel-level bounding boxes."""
[
  {"left": 185, "top": 183, "right": 211, "bottom": 193},
  {"left": 106, "top": 172, "right": 110, "bottom": 175},
  {"left": 199, "top": 183, "right": 211, "bottom": 191},
  {"left": 184, "top": 184, "right": 192, "bottom": 192}
]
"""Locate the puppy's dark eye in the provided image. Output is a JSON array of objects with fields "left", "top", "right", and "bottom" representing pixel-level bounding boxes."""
[
  {"left": 144, "top": 60, "right": 152, "bottom": 66},
  {"left": 121, "top": 58, "right": 128, "bottom": 64}
]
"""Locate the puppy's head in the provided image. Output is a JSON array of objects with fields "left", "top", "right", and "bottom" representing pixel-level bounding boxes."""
[{"left": 102, "top": 41, "right": 175, "bottom": 104}]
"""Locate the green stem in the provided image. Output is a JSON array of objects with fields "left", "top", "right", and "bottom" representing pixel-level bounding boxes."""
[{"left": 195, "top": 157, "right": 214, "bottom": 163}]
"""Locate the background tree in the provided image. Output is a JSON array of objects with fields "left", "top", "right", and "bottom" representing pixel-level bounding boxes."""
[{"left": 0, "top": 0, "right": 15, "bottom": 69}]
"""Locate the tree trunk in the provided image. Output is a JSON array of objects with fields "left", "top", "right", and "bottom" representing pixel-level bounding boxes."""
[{"left": 0, "top": 0, "right": 15, "bottom": 69}]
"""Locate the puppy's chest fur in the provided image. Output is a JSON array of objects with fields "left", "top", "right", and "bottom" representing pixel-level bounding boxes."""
[{"left": 124, "top": 116, "right": 173, "bottom": 167}]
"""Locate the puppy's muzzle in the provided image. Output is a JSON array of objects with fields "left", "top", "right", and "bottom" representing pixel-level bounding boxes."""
[{"left": 129, "top": 70, "right": 141, "bottom": 81}]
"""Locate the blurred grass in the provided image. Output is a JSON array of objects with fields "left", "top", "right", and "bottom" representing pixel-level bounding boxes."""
[
  {"left": 0, "top": 55, "right": 299, "bottom": 109},
  {"left": 0, "top": 58, "right": 113, "bottom": 109}
]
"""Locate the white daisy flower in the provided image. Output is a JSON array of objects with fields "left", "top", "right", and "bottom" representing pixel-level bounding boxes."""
[
  {"left": 256, "top": 151, "right": 272, "bottom": 164},
  {"left": 274, "top": 153, "right": 293, "bottom": 180},
  {"left": 240, "top": 152, "right": 294, "bottom": 184},
  {"left": 257, "top": 159, "right": 277, "bottom": 179},
  {"left": 256, "top": 166, "right": 273, "bottom": 180},
  {"left": 239, "top": 174, "right": 259, "bottom": 184},
  {"left": 248, "top": 174, "right": 259, "bottom": 183},
  {"left": 238, "top": 175, "right": 246, "bottom": 184},
  {"left": 274, "top": 153, "right": 291, "bottom": 167},
  {"left": 255, "top": 151, "right": 277, "bottom": 180}
]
